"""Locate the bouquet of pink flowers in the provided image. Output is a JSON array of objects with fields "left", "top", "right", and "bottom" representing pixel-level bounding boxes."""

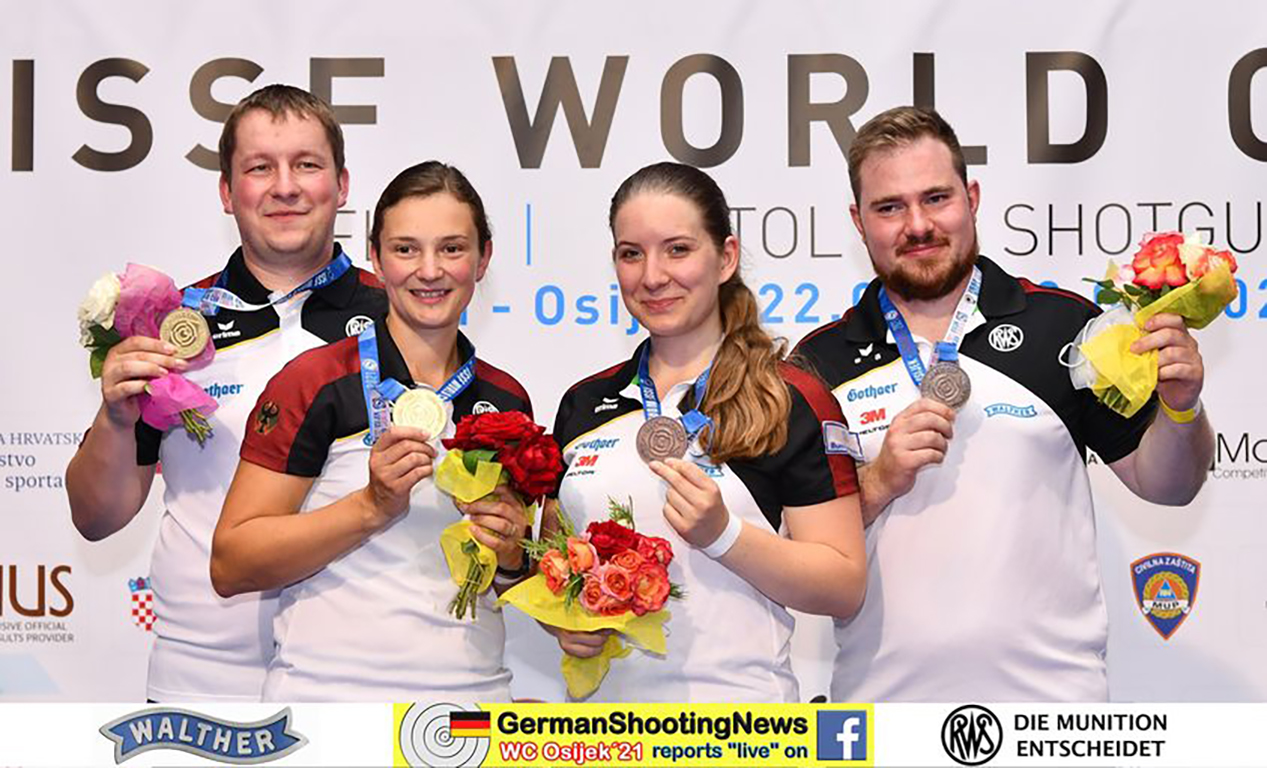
[
  {"left": 500, "top": 498, "right": 683, "bottom": 698},
  {"left": 1065, "top": 232, "right": 1239, "bottom": 417},
  {"left": 77, "top": 264, "right": 218, "bottom": 444}
]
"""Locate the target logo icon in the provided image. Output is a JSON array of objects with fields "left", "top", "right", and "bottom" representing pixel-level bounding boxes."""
[{"left": 398, "top": 703, "right": 490, "bottom": 767}]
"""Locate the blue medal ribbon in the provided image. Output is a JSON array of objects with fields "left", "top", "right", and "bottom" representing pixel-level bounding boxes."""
[
  {"left": 357, "top": 321, "right": 478, "bottom": 444},
  {"left": 637, "top": 344, "right": 714, "bottom": 440},
  {"left": 877, "top": 265, "right": 982, "bottom": 387},
  {"left": 181, "top": 251, "right": 352, "bottom": 316}
]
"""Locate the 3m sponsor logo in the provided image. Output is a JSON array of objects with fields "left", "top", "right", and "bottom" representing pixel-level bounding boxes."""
[
  {"left": 1210, "top": 432, "right": 1267, "bottom": 479},
  {"left": 816, "top": 709, "right": 867, "bottom": 761},
  {"left": 984, "top": 403, "right": 1037, "bottom": 419},
  {"left": 858, "top": 408, "right": 886, "bottom": 425},
  {"left": 397, "top": 703, "right": 489, "bottom": 768},
  {"left": 1132, "top": 552, "right": 1200, "bottom": 640},
  {"left": 845, "top": 382, "right": 899, "bottom": 403},
  {"left": 99, "top": 707, "right": 306, "bottom": 764},
  {"left": 205, "top": 382, "right": 244, "bottom": 400},
  {"left": 942, "top": 704, "right": 1002, "bottom": 766},
  {"left": 575, "top": 454, "right": 600, "bottom": 467}
]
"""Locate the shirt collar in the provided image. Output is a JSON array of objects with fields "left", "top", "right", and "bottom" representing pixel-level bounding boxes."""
[
  {"left": 845, "top": 254, "right": 1026, "bottom": 343},
  {"left": 217, "top": 243, "right": 361, "bottom": 309},
  {"left": 374, "top": 314, "right": 476, "bottom": 388}
]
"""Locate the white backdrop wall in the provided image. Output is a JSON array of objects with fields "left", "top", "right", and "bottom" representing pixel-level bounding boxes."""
[{"left": 1, "top": 1, "right": 1263, "bottom": 702}]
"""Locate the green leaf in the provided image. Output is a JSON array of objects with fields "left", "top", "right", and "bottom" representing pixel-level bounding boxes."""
[
  {"left": 563, "top": 574, "right": 585, "bottom": 608},
  {"left": 1121, "top": 284, "right": 1143, "bottom": 296},
  {"left": 88, "top": 324, "right": 121, "bottom": 349},
  {"left": 461, "top": 448, "right": 497, "bottom": 475},
  {"left": 607, "top": 496, "right": 636, "bottom": 528},
  {"left": 1097, "top": 289, "right": 1122, "bottom": 305},
  {"left": 556, "top": 504, "right": 577, "bottom": 538},
  {"left": 89, "top": 346, "right": 109, "bottom": 379}
]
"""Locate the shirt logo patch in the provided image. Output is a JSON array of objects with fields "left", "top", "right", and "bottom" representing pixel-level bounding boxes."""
[
  {"left": 1131, "top": 552, "right": 1200, "bottom": 640},
  {"left": 983, "top": 403, "right": 1037, "bottom": 418},
  {"left": 254, "top": 401, "right": 280, "bottom": 435},
  {"left": 988, "top": 323, "right": 1025, "bottom": 352},
  {"left": 471, "top": 400, "right": 498, "bottom": 415},
  {"left": 823, "top": 420, "right": 863, "bottom": 461},
  {"left": 212, "top": 320, "right": 241, "bottom": 341},
  {"left": 594, "top": 396, "right": 622, "bottom": 414},
  {"left": 345, "top": 315, "right": 373, "bottom": 337},
  {"left": 205, "top": 382, "right": 244, "bottom": 400},
  {"left": 845, "top": 382, "right": 899, "bottom": 403},
  {"left": 853, "top": 343, "right": 883, "bottom": 365}
]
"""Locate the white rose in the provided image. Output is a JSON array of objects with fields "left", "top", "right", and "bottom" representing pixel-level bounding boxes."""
[
  {"left": 78, "top": 272, "right": 121, "bottom": 327},
  {"left": 77, "top": 272, "right": 121, "bottom": 342},
  {"left": 1177, "top": 232, "right": 1209, "bottom": 281}
]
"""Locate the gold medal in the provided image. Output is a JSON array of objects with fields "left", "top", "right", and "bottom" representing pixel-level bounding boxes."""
[
  {"left": 159, "top": 307, "right": 211, "bottom": 359},
  {"left": 392, "top": 387, "right": 450, "bottom": 439}
]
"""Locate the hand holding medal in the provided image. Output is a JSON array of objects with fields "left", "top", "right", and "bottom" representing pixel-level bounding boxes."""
[{"left": 390, "top": 387, "right": 450, "bottom": 441}]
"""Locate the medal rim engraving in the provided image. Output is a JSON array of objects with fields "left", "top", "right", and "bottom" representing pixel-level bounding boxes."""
[
  {"left": 636, "top": 415, "right": 688, "bottom": 463},
  {"left": 920, "top": 361, "right": 972, "bottom": 410},
  {"left": 159, "top": 307, "right": 211, "bottom": 359},
  {"left": 392, "top": 387, "right": 450, "bottom": 439}
]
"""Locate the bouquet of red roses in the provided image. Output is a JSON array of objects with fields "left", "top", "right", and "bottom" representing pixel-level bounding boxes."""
[
  {"left": 500, "top": 498, "right": 683, "bottom": 699},
  {"left": 434, "top": 411, "right": 562, "bottom": 619},
  {"left": 76, "top": 264, "right": 218, "bottom": 444},
  {"left": 1066, "top": 232, "right": 1239, "bottom": 417}
]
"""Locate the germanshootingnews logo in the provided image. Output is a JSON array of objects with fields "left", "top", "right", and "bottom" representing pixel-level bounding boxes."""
[{"left": 816, "top": 709, "right": 867, "bottom": 760}]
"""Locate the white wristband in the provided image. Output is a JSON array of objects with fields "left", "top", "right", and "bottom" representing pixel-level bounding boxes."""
[{"left": 701, "top": 513, "right": 743, "bottom": 559}]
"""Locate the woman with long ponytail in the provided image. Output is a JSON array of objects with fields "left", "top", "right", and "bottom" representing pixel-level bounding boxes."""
[{"left": 542, "top": 162, "right": 866, "bottom": 702}]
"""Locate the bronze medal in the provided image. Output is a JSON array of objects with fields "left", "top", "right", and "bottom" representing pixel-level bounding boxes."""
[{"left": 636, "top": 416, "right": 688, "bottom": 463}]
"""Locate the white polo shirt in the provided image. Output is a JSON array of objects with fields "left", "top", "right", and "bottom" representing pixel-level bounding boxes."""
[
  {"left": 136, "top": 246, "right": 385, "bottom": 702},
  {"left": 552, "top": 342, "right": 858, "bottom": 702},
  {"left": 794, "top": 256, "right": 1156, "bottom": 702},
  {"left": 240, "top": 322, "right": 533, "bottom": 702}
]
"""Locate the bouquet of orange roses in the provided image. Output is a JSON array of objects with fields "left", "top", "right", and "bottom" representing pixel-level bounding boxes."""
[
  {"left": 499, "top": 498, "right": 683, "bottom": 699},
  {"left": 1064, "top": 232, "right": 1238, "bottom": 417}
]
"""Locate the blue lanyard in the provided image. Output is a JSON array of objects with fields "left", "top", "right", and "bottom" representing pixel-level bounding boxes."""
[
  {"left": 637, "top": 344, "right": 714, "bottom": 439},
  {"left": 357, "top": 321, "right": 478, "bottom": 444},
  {"left": 877, "top": 265, "right": 981, "bottom": 387},
  {"left": 180, "top": 251, "right": 352, "bottom": 316}
]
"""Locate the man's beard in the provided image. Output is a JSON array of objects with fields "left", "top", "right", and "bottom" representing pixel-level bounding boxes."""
[{"left": 873, "top": 232, "right": 979, "bottom": 302}]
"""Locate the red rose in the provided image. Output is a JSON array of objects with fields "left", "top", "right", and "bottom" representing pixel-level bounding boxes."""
[
  {"left": 1131, "top": 233, "right": 1188, "bottom": 290},
  {"left": 443, "top": 411, "right": 541, "bottom": 452},
  {"left": 500, "top": 432, "right": 562, "bottom": 500},
  {"left": 634, "top": 535, "right": 674, "bottom": 567},
  {"left": 566, "top": 536, "right": 598, "bottom": 573},
  {"left": 579, "top": 573, "right": 629, "bottom": 616},
  {"left": 595, "top": 562, "right": 634, "bottom": 602},
  {"left": 631, "top": 562, "right": 672, "bottom": 615},
  {"left": 586, "top": 520, "right": 638, "bottom": 560},
  {"left": 539, "top": 549, "right": 571, "bottom": 594},
  {"left": 609, "top": 549, "right": 646, "bottom": 573}
]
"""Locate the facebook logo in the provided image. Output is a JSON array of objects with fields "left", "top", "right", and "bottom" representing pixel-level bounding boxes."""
[{"left": 817, "top": 710, "right": 867, "bottom": 761}]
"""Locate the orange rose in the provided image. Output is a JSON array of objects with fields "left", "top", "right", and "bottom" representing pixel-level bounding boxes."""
[
  {"left": 1190, "top": 248, "right": 1238, "bottom": 280},
  {"left": 609, "top": 549, "right": 646, "bottom": 572},
  {"left": 631, "top": 562, "right": 672, "bottom": 615},
  {"left": 566, "top": 537, "right": 598, "bottom": 573},
  {"left": 596, "top": 562, "right": 634, "bottom": 602},
  {"left": 539, "top": 549, "right": 571, "bottom": 594},
  {"left": 1131, "top": 233, "right": 1188, "bottom": 290},
  {"left": 579, "top": 573, "right": 628, "bottom": 616}
]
